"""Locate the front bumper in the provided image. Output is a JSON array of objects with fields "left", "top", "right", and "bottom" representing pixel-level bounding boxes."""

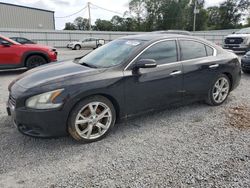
[
  {"left": 6, "top": 100, "right": 68, "bottom": 138},
  {"left": 223, "top": 44, "right": 249, "bottom": 51}
]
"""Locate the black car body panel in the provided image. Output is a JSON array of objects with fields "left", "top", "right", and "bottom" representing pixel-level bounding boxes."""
[{"left": 7, "top": 34, "right": 241, "bottom": 137}]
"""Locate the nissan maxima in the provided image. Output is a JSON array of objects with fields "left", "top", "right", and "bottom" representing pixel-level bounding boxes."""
[{"left": 7, "top": 34, "right": 241, "bottom": 142}]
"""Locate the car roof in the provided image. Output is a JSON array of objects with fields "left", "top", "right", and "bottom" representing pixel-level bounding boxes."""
[
  {"left": 120, "top": 33, "right": 222, "bottom": 51},
  {"left": 121, "top": 33, "right": 204, "bottom": 42}
]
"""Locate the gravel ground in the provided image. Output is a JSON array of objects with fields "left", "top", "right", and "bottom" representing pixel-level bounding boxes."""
[{"left": 0, "top": 52, "right": 249, "bottom": 187}]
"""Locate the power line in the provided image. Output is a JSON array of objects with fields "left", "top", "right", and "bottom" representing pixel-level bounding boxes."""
[
  {"left": 55, "top": 5, "right": 87, "bottom": 18},
  {"left": 90, "top": 3, "right": 124, "bottom": 16}
]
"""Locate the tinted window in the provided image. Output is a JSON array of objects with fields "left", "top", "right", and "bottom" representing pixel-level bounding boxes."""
[
  {"left": 180, "top": 40, "right": 207, "bottom": 60},
  {"left": 138, "top": 40, "right": 177, "bottom": 65},
  {"left": 206, "top": 45, "right": 214, "bottom": 56},
  {"left": 17, "top": 38, "right": 29, "bottom": 43}
]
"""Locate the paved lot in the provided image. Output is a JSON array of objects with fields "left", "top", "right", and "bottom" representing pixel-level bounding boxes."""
[{"left": 0, "top": 52, "right": 249, "bottom": 187}]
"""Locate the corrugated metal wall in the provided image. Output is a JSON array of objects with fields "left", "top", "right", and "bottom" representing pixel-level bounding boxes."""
[
  {"left": 0, "top": 28, "right": 238, "bottom": 48},
  {"left": 0, "top": 3, "right": 54, "bottom": 30}
]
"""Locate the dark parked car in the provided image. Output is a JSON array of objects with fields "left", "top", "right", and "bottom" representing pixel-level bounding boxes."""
[
  {"left": 10, "top": 37, "right": 36, "bottom": 44},
  {"left": 7, "top": 34, "right": 241, "bottom": 142},
  {"left": 241, "top": 51, "right": 250, "bottom": 73}
]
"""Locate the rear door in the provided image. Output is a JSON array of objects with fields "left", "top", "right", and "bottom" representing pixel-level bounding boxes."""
[{"left": 179, "top": 39, "right": 219, "bottom": 102}]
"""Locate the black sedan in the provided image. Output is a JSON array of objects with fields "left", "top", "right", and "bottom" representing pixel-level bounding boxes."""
[
  {"left": 241, "top": 51, "right": 250, "bottom": 73},
  {"left": 7, "top": 34, "right": 241, "bottom": 142}
]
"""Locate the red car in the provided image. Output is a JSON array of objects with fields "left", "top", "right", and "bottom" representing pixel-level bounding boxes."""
[{"left": 0, "top": 35, "right": 57, "bottom": 69}]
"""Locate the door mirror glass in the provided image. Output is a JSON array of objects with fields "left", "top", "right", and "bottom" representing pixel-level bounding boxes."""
[{"left": 135, "top": 59, "right": 157, "bottom": 69}]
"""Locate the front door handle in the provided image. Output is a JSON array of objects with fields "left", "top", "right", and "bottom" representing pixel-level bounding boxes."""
[
  {"left": 209, "top": 64, "right": 219, "bottom": 68},
  {"left": 170, "top": 70, "right": 182, "bottom": 76}
]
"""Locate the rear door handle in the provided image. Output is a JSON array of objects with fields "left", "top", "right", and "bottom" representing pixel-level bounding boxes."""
[
  {"left": 209, "top": 64, "right": 219, "bottom": 68},
  {"left": 170, "top": 70, "right": 182, "bottom": 76}
]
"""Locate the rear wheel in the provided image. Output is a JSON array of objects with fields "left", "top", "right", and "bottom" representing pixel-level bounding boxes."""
[
  {"left": 68, "top": 96, "right": 116, "bottom": 142},
  {"left": 26, "top": 55, "right": 47, "bottom": 69},
  {"left": 206, "top": 74, "right": 230, "bottom": 106}
]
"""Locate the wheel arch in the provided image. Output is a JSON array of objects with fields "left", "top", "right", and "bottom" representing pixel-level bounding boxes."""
[
  {"left": 67, "top": 93, "right": 121, "bottom": 122},
  {"left": 222, "top": 72, "right": 233, "bottom": 91},
  {"left": 22, "top": 51, "right": 49, "bottom": 66}
]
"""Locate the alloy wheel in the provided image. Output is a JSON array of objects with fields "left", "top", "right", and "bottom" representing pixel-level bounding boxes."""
[
  {"left": 74, "top": 102, "right": 112, "bottom": 140},
  {"left": 212, "top": 77, "right": 230, "bottom": 104}
]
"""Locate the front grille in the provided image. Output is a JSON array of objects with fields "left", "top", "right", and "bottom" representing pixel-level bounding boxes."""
[
  {"left": 9, "top": 95, "right": 16, "bottom": 107},
  {"left": 225, "top": 38, "right": 244, "bottom": 44}
]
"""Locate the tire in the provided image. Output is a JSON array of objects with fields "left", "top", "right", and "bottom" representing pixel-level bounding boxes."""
[
  {"left": 242, "top": 69, "right": 250, "bottom": 74},
  {"left": 206, "top": 74, "right": 231, "bottom": 106},
  {"left": 26, "top": 55, "right": 47, "bottom": 69},
  {"left": 68, "top": 95, "right": 116, "bottom": 142},
  {"left": 74, "top": 45, "right": 81, "bottom": 50}
]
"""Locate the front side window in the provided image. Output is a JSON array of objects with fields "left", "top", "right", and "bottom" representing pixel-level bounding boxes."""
[
  {"left": 137, "top": 40, "right": 177, "bottom": 65},
  {"left": 180, "top": 40, "right": 207, "bottom": 60}
]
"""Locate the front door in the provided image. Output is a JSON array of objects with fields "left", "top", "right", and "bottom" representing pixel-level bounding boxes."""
[
  {"left": 0, "top": 38, "right": 20, "bottom": 66},
  {"left": 124, "top": 40, "right": 183, "bottom": 116}
]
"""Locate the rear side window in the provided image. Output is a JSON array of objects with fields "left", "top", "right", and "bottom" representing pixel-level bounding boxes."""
[
  {"left": 138, "top": 40, "right": 177, "bottom": 65},
  {"left": 180, "top": 40, "right": 207, "bottom": 60},
  {"left": 206, "top": 45, "right": 214, "bottom": 56}
]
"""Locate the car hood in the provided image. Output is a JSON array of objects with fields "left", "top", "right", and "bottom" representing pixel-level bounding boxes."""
[
  {"left": 225, "top": 34, "right": 250, "bottom": 38},
  {"left": 11, "top": 61, "right": 103, "bottom": 89}
]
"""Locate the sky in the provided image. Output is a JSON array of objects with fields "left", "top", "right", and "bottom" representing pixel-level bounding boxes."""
[{"left": 0, "top": 0, "right": 226, "bottom": 30}]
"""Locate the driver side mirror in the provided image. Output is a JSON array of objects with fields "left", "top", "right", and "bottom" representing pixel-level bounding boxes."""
[
  {"left": 0, "top": 41, "right": 11, "bottom": 47},
  {"left": 134, "top": 59, "right": 157, "bottom": 69},
  {"left": 132, "top": 59, "right": 157, "bottom": 75}
]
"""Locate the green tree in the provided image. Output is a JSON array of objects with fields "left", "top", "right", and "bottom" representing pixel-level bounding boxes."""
[
  {"left": 128, "top": 0, "right": 147, "bottom": 30},
  {"left": 219, "top": 0, "right": 250, "bottom": 29},
  {"left": 64, "top": 22, "right": 76, "bottom": 30},
  {"left": 74, "top": 17, "right": 89, "bottom": 30},
  {"left": 207, "top": 6, "right": 221, "bottom": 29},
  {"left": 95, "top": 19, "right": 113, "bottom": 31}
]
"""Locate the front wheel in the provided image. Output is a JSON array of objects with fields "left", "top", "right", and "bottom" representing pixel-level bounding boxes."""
[
  {"left": 206, "top": 74, "right": 231, "bottom": 106},
  {"left": 68, "top": 96, "right": 116, "bottom": 142},
  {"left": 26, "top": 55, "right": 47, "bottom": 69}
]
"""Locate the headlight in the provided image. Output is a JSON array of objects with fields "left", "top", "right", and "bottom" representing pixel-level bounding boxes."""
[{"left": 25, "top": 89, "right": 64, "bottom": 109}]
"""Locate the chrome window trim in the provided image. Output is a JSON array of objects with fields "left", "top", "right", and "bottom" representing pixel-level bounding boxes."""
[
  {"left": 124, "top": 38, "right": 178, "bottom": 71},
  {"left": 124, "top": 38, "right": 217, "bottom": 71},
  {"left": 178, "top": 38, "right": 217, "bottom": 57}
]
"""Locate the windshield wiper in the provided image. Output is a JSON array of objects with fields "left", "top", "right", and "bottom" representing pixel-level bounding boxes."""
[{"left": 81, "top": 62, "right": 98, "bottom": 68}]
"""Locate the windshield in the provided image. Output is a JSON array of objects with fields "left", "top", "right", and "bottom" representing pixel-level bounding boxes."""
[
  {"left": 236, "top": 28, "right": 250, "bottom": 34},
  {"left": 78, "top": 39, "right": 144, "bottom": 68}
]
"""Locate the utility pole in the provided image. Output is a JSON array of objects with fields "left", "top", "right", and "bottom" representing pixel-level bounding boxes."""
[
  {"left": 193, "top": 0, "right": 197, "bottom": 31},
  {"left": 88, "top": 2, "right": 91, "bottom": 30}
]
